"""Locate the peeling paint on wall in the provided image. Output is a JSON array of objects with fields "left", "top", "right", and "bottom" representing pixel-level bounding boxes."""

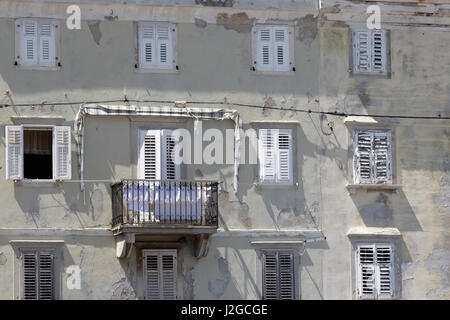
[
  {"left": 194, "top": 18, "right": 207, "bottom": 28},
  {"left": 112, "top": 277, "right": 136, "bottom": 300},
  {"left": 88, "top": 21, "right": 102, "bottom": 45},
  {"left": 196, "top": 0, "right": 234, "bottom": 7},
  {"left": 183, "top": 267, "right": 194, "bottom": 300},
  {"left": 218, "top": 191, "right": 251, "bottom": 228},
  {"left": 359, "top": 193, "right": 393, "bottom": 227},
  {"left": 0, "top": 252, "right": 6, "bottom": 265},
  {"left": 296, "top": 14, "right": 318, "bottom": 45},
  {"left": 216, "top": 12, "right": 255, "bottom": 33},
  {"left": 208, "top": 257, "right": 230, "bottom": 298}
]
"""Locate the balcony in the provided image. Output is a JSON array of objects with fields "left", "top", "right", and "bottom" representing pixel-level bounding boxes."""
[{"left": 111, "top": 179, "right": 219, "bottom": 235}]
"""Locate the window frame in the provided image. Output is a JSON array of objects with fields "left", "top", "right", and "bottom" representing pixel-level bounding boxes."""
[
  {"left": 15, "top": 18, "right": 60, "bottom": 70},
  {"left": 5, "top": 124, "right": 72, "bottom": 183},
  {"left": 351, "top": 28, "right": 390, "bottom": 76},
  {"left": 252, "top": 24, "right": 295, "bottom": 74},
  {"left": 136, "top": 21, "right": 178, "bottom": 73}
]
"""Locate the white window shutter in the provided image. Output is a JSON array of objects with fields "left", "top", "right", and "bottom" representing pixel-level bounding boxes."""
[
  {"left": 259, "top": 129, "right": 276, "bottom": 183},
  {"left": 358, "top": 245, "right": 376, "bottom": 298},
  {"left": 53, "top": 126, "right": 71, "bottom": 180},
  {"left": 354, "top": 131, "right": 373, "bottom": 183},
  {"left": 257, "top": 28, "right": 273, "bottom": 71},
  {"left": 278, "top": 252, "right": 294, "bottom": 300},
  {"left": 22, "top": 252, "right": 38, "bottom": 300},
  {"left": 376, "top": 245, "right": 393, "bottom": 296},
  {"left": 373, "top": 132, "right": 391, "bottom": 183},
  {"left": 20, "top": 21, "right": 38, "bottom": 66},
  {"left": 372, "top": 30, "right": 386, "bottom": 73},
  {"left": 38, "top": 252, "right": 54, "bottom": 300},
  {"left": 38, "top": 22, "right": 55, "bottom": 67},
  {"left": 354, "top": 30, "right": 371, "bottom": 72},
  {"left": 139, "top": 130, "right": 161, "bottom": 180},
  {"left": 277, "top": 129, "right": 293, "bottom": 184},
  {"left": 156, "top": 24, "right": 172, "bottom": 67},
  {"left": 5, "top": 125, "right": 23, "bottom": 180},
  {"left": 274, "top": 27, "right": 289, "bottom": 72},
  {"left": 140, "top": 24, "right": 155, "bottom": 67},
  {"left": 161, "top": 130, "right": 180, "bottom": 180},
  {"left": 161, "top": 252, "right": 177, "bottom": 300},
  {"left": 263, "top": 251, "right": 278, "bottom": 300}
]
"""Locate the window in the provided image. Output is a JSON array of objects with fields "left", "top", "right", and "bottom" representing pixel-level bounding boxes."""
[
  {"left": 262, "top": 250, "right": 294, "bottom": 300},
  {"left": 352, "top": 29, "right": 387, "bottom": 74},
  {"left": 15, "top": 18, "right": 59, "bottom": 69},
  {"left": 143, "top": 249, "right": 177, "bottom": 300},
  {"left": 253, "top": 25, "right": 293, "bottom": 72},
  {"left": 5, "top": 125, "right": 71, "bottom": 181},
  {"left": 21, "top": 250, "right": 55, "bottom": 300},
  {"left": 138, "top": 129, "right": 180, "bottom": 180},
  {"left": 258, "top": 129, "right": 293, "bottom": 185},
  {"left": 353, "top": 130, "right": 391, "bottom": 184},
  {"left": 357, "top": 244, "right": 394, "bottom": 299},
  {"left": 138, "top": 22, "right": 177, "bottom": 70}
]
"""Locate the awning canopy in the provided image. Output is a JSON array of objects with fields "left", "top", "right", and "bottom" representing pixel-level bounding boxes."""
[{"left": 74, "top": 104, "right": 241, "bottom": 192}]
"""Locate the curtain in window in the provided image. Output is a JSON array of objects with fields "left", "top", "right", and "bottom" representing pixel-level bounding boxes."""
[{"left": 24, "top": 130, "right": 52, "bottom": 155}]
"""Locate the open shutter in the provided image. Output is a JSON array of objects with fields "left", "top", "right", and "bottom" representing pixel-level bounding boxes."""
[
  {"left": 38, "top": 252, "right": 54, "bottom": 300},
  {"left": 372, "top": 30, "right": 386, "bottom": 73},
  {"left": 5, "top": 125, "right": 23, "bottom": 180},
  {"left": 140, "top": 24, "right": 155, "bottom": 67},
  {"left": 373, "top": 132, "right": 391, "bottom": 183},
  {"left": 355, "top": 131, "right": 373, "bottom": 184},
  {"left": 53, "top": 126, "right": 71, "bottom": 180},
  {"left": 274, "top": 27, "right": 289, "bottom": 72},
  {"left": 358, "top": 245, "right": 376, "bottom": 298},
  {"left": 22, "top": 252, "right": 37, "bottom": 300},
  {"left": 277, "top": 130, "right": 293, "bottom": 184},
  {"left": 20, "top": 21, "right": 38, "bottom": 66},
  {"left": 263, "top": 251, "right": 278, "bottom": 300},
  {"left": 279, "top": 252, "right": 294, "bottom": 300},
  {"left": 257, "top": 28, "right": 273, "bottom": 71},
  {"left": 39, "top": 22, "right": 55, "bottom": 67},
  {"left": 376, "top": 245, "right": 393, "bottom": 297},
  {"left": 354, "top": 30, "right": 371, "bottom": 72},
  {"left": 259, "top": 129, "right": 276, "bottom": 183},
  {"left": 156, "top": 24, "right": 172, "bottom": 68},
  {"left": 139, "top": 130, "right": 161, "bottom": 180},
  {"left": 144, "top": 252, "right": 160, "bottom": 300},
  {"left": 161, "top": 252, "right": 177, "bottom": 300},
  {"left": 162, "top": 130, "right": 180, "bottom": 180}
]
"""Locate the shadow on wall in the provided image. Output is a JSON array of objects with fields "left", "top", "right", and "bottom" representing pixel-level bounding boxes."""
[{"left": 349, "top": 190, "right": 422, "bottom": 232}]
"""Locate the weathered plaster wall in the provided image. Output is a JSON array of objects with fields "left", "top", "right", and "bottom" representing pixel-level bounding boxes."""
[
  {"left": 319, "top": 24, "right": 449, "bottom": 299},
  {"left": 0, "top": 3, "right": 323, "bottom": 299}
]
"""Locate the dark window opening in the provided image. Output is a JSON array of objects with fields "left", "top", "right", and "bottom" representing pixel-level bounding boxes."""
[{"left": 23, "top": 129, "right": 52, "bottom": 179}]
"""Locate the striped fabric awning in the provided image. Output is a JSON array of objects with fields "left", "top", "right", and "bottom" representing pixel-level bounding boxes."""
[{"left": 74, "top": 104, "right": 242, "bottom": 192}]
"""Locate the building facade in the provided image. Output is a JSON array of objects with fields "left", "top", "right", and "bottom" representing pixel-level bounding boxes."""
[{"left": 0, "top": 0, "right": 448, "bottom": 300}]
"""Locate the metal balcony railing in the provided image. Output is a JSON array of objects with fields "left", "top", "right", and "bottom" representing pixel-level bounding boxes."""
[{"left": 111, "top": 179, "right": 219, "bottom": 229}]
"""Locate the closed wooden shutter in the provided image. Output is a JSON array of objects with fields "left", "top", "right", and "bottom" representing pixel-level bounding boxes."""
[
  {"left": 143, "top": 250, "right": 177, "bottom": 300},
  {"left": 257, "top": 28, "right": 273, "bottom": 71},
  {"left": 161, "top": 130, "right": 180, "bottom": 180},
  {"left": 22, "top": 251, "right": 54, "bottom": 300},
  {"left": 139, "top": 130, "right": 161, "bottom": 180},
  {"left": 372, "top": 30, "right": 386, "bottom": 73},
  {"left": 259, "top": 129, "right": 276, "bottom": 183},
  {"left": 277, "top": 130, "right": 293, "bottom": 184},
  {"left": 263, "top": 251, "right": 294, "bottom": 300},
  {"left": 157, "top": 24, "right": 172, "bottom": 67},
  {"left": 358, "top": 245, "right": 375, "bottom": 297},
  {"left": 376, "top": 245, "right": 393, "bottom": 296},
  {"left": 355, "top": 131, "right": 373, "bottom": 183},
  {"left": 354, "top": 30, "right": 370, "bottom": 72},
  {"left": 273, "top": 27, "right": 289, "bottom": 72},
  {"left": 373, "top": 132, "right": 391, "bottom": 182},
  {"left": 20, "top": 21, "right": 38, "bottom": 66},
  {"left": 140, "top": 24, "right": 155, "bottom": 67},
  {"left": 5, "top": 125, "right": 23, "bottom": 180},
  {"left": 53, "top": 126, "right": 72, "bottom": 180},
  {"left": 39, "top": 22, "right": 55, "bottom": 67}
]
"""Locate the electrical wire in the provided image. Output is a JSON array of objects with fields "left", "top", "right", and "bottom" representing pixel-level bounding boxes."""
[{"left": 0, "top": 98, "right": 449, "bottom": 120}]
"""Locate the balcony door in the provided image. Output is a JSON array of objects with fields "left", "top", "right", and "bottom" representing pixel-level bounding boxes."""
[{"left": 138, "top": 129, "right": 180, "bottom": 180}]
